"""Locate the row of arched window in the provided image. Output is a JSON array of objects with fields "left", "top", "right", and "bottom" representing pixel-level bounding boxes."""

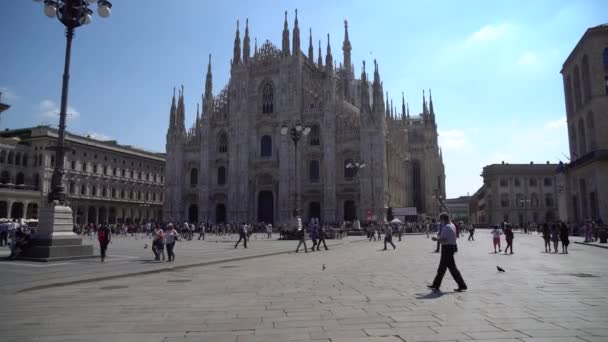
[
  {"left": 0, "top": 150, "right": 29, "bottom": 166},
  {"left": 0, "top": 171, "right": 40, "bottom": 189},
  {"left": 569, "top": 111, "right": 596, "bottom": 159},
  {"left": 565, "top": 48, "right": 608, "bottom": 116},
  {"left": 67, "top": 181, "right": 162, "bottom": 202},
  {"left": 215, "top": 126, "right": 321, "bottom": 156},
  {"left": 68, "top": 160, "right": 163, "bottom": 183}
]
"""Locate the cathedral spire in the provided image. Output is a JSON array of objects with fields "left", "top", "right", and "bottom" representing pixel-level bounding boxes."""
[
  {"left": 372, "top": 60, "right": 384, "bottom": 115},
  {"left": 308, "top": 28, "right": 314, "bottom": 61},
  {"left": 385, "top": 92, "right": 390, "bottom": 118},
  {"left": 169, "top": 87, "right": 177, "bottom": 131},
  {"left": 360, "top": 60, "right": 370, "bottom": 109},
  {"left": 282, "top": 11, "right": 290, "bottom": 56},
  {"left": 204, "top": 54, "right": 213, "bottom": 105},
  {"left": 429, "top": 88, "right": 435, "bottom": 118},
  {"left": 292, "top": 9, "right": 300, "bottom": 56},
  {"left": 391, "top": 99, "right": 394, "bottom": 119},
  {"left": 325, "top": 33, "right": 333, "bottom": 72},
  {"left": 254, "top": 37, "right": 258, "bottom": 57},
  {"left": 422, "top": 89, "right": 428, "bottom": 115},
  {"left": 243, "top": 18, "right": 250, "bottom": 64},
  {"left": 401, "top": 92, "right": 406, "bottom": 118},
  {"left": 342, "top": 19, "right": 352, "bottom": 73},
  {"left": 195, "top": 102, "right": 200, "bottom": 127},
  {"left": 317, "top": 39, "right": 323, "bottom": 67},
  {"left": 232, "top": 20, "right": 241, "bottom": 66},
  {"left": 407, "top": 103, "right": 410, "bottom": 119},
  {"left": 177, "top": 85, "right": 186, "bottom": 133}
]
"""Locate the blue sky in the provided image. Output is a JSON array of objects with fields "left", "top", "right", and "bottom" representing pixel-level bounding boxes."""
[{"left": 1, "top": 0, "right": 606, "bottom": 198}]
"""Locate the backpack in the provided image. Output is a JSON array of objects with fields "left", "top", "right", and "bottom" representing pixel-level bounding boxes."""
[{"left": 98, "top": 228, "right": 108, "bottom": 241}]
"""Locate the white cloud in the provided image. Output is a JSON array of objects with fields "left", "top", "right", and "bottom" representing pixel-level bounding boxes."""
[
  {"left": 466, "top": 23, "right": 511, "bottom": 45},
  {"left": 438, "top": 129, "right": 468, "bottom": 151},
  {"left": 0, "top": 86, "right": 19, "bottom": 101},
  {"left": 39, "top": 99, "right": 80, "bottom": 119},
  {"left": 544, "top": 117, "right": 566, "bottom": 130},
  {"left": 517, "top": 51, "right": 539, "bottom": 66},
  {"left": 84, "top": 132, "right": 112, "bottom": 141}
]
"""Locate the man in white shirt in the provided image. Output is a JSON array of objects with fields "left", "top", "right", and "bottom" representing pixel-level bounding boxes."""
[{"left": 428, "top": 213, "right": 467, "bottom": 292}]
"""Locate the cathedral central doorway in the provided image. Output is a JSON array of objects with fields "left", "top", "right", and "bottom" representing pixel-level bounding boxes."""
[
  {"left": 215, "top": 204, "right": 226, "bottom": 223},
  {"left": 344, "top": 200, "right": 356, "bottom": 222},
  {"left": 188, "top": 204, "right": 198, "bottom": 223},
  {"left": 257, "top": 191, "right": 274, "bottom": 224},
  {"left": 308, "top": 201, "right": 321, "bottom": 222}
]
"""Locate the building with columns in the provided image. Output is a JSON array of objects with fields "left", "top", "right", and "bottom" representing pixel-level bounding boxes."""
[
  {"left": 164, "top": 11, "right": 446, "bottom": 226},
  {"left": 469, "top": 162, "right": 560, "bottom": 226},
  {"left": 560, "top": 24, "right": 608, "bottom": 223},
  {"left": 0, "top": 126, "right": 165, "bottom": 224}
]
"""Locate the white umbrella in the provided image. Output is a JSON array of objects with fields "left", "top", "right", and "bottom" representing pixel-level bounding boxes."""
[{"left": 390, "top": 218, "right": 402, "bottom": 224}]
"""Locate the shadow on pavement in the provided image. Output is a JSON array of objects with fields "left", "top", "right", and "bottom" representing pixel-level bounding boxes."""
[{"left": 415, "top": 291, "right": 450, "bottom": 300}]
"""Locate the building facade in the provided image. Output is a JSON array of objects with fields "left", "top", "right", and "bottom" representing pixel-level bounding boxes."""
[
  {"left": 445, "top": 196, "right": 471, "bottom": 223},
  {"left": 164, "top": 12, "right": 446, "bottom": 225},
  {"left": 561, "top": 24, "right": 608, "bottom": 224},
  {"left": 0, "top": 126, "right": 165, "bottom": 224},
  {"left": 469, "top": 162, "right": 560, "bottom": 226}
]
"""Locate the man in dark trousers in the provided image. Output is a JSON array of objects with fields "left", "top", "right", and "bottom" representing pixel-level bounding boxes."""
[
  {"left": 295, "top": 217, "right": 308, "bottom": 253},
  {"left": 316, "top": 225, "right": 329, "bottom": 251},
  {"left": 234, "top": 223, "right": 248, "bottom": 248},
  {"left": 428, "top": 213, "right": 467, "bottom": 292},
  {"left": 383, "top": 225, "right": 396, "bottom": 250},
  {"left": 97, "top": 224, "right": 111, "bottom": 262}
]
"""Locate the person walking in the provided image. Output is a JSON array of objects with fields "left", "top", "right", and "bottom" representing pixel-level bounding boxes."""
[
  {"left": 559, "top": 222, "right": 570, "bottom": 254},
  {"left": 234, "top": 223, "right": 248, "bottom": 248},
  {"left": 266, "top": 223, "right": 273, "bottom": 239},
  {"left": 550, "top": 223, "right": 560, "bottom": 253},
  {"left": 542, "top": 223, "right": 551, "bottom": 252},
  {"left": 316, "top": 225, "right": 329, "bottom": 251},
  {"left": 165, "top": 224, "right": 179, "bottom": 262},
  {"left": 309, "top": 223, "right": 318, "bottom": 251},
  {"left": 397, "top": 225, "right": 403, "bottom": 242},
  {"left": 97, "top": 224, "right": 111, "bottom": 262},
  {"left": 504, "top": 224, "right": 514, "bottom": 254},
  {"left": 491, "top": 225, "right": 502, "bottom": 253},
  {"left": 295, "top": 217, "right": 308, "bottom": 253},
  {"left": 428, "top": 213, "right": 467, "bottom": 292},
  {"left": 152, "top": 226, "right": 165, "bottom": 261},
  {"left": 467, "top": 225, "right": 475, "bottom": 241},
  {"left": 198, "top": 222, "right": 206, "bottom": 240},
  {"left": 383, "top": 225, "right": 396, "bottom": 250}
]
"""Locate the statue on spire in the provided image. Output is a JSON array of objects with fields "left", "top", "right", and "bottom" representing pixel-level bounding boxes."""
[
  {"left": 232, "top": 20, "right": 241, "bottom": 66},
  {"left": 243, "top": 18, "right": 250, "bottom": 63},
  {"left": 282, "top": 11, "right": 290, "bottom": 56},
  {"left": 325, "top": 33, "right": 333, "bottom": 72},
  {"left": 292, "top": 9, "right": 300, "bottom": 55},
  {"left": 308, "top": 28, "right": 314, "bottom": 61},
  {"left": 342, "top": 19, "right": 352, "bottom": 73}
]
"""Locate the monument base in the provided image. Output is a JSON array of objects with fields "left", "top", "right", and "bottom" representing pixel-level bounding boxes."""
[{"left": 19, "top": 204, "right": 94, "bottom": 262}]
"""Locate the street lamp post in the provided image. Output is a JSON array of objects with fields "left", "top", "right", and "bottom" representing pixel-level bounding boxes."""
[
  {"left": 432, "top": 188, "right": 447, "bottom": 215},
  {"left": 281, "top": 122, "right": 310, "bottom": 218},
  {"left": 22, "top": 0, "right": 112, "bottom": 261},
  {"left": 346, "top": 160, "right": 366, "bottom": 222}
]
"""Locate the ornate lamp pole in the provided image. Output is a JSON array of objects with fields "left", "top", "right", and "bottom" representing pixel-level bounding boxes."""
[
  {"left": 432, "top": 188, "right": 447, "bottom": 215},
  {"left": 281, "top": 122, "right": 310, "bottom": 217},
  {"left": 22, "top": 0, "right": 112, "bottom": 261}
]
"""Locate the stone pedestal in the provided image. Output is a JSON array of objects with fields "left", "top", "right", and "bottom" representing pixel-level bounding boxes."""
[{"left": 19, "top": 204, "right": 94, "bottom": 262}]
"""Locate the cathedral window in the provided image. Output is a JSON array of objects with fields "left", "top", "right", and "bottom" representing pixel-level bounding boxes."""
[
  {"left": 604, "top": 47, "right": 608, "bottom": 71},
  {"left": 0, "top": 150, "right": 5, "bottom": 163},
  {"left": 0, "top": 171, "right": 9, "bottom": 184},
  {"left": 578, "top": 118, "right": 586, "bottom": 156},
  {"left": 581, "top": 55, "right": 591, "bottom": 102},
  {"left": 344, "top": 159, "right": 355, "bottom": 179},
  {"left": 69, "top": 181, "right": 75, "bottom": 194},
  {"left": 218, "top": 133, "right": 228, "bottom": 153},
  {"left": 262, "top": 83, "right": 274, "bottom": 113},
  {"left": 217, "top": 166, "right": 226, "bottom": 186},
  {"left": 80, "top": 184, "right": 86, "bottom": 195},
  {"left": 500, "top": 194, "right": 509, "bottom": 208},
  {"left": 16, "top": 172, "right": 25, "bottom": 185},
  {"left": 82, "top": 162, "right": 87, "bottom": 172},
  {"left": 309, "top": 160, "right": 320, "bottom": 183},
  {"left": 309, "top": 125, "right": 320, "bottom": 146},
  {"left": 92, "top": 186, "right": 97, "bottom": 197},
  {"left": 190, "top": 168, "right": 198, "bottom": 187},
  {"left": 573, "top": 65, "right": 582, "bottom": 110},
  {"left": 260, "top": 135, "right": 272, "bottom": 157},
  {"left": 22, "top": 153, "right": 28, "bottom": 166},
  {"left": 545, "top": 194, "right": 554, "bottom": 207}
]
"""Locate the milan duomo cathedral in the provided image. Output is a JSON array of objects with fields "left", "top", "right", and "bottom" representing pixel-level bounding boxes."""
[{"left": 164, "top": 11, "right": 446, "bottom": 226}]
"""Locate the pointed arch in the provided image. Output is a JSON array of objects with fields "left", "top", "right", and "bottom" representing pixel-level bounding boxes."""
[
  {"left": 309, "top": 124, "right": 320, "bottom": 146},
  {"left": 218, "top": 132, "right": 228, "bottom": 153},
  {"left": 190, "top": 168, "right": 198, "bottom": 187},
  {"left": 578, "top": 117, "right": 586, "bottom": 156},
  {"left": 217, "top": 166, "right": 226, "bottom": 185},
  {"left": 261, "top": 82, "right": 274, "bottom": 113}
]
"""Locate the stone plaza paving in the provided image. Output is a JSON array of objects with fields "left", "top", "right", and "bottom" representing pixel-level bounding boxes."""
[{"left": 0, "top": 231, "right": 607, "bottom": 342}]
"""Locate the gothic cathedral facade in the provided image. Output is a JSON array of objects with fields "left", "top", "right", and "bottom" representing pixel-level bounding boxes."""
[{"left": 164, "top": 12, "right": 446, "bottom": 226}]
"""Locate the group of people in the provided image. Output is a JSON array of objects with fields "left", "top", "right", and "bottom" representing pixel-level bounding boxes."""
[
  {"left": 295, "top": 217, "right": 329, "bottom": 252},
  {"left": 541, "top": 222, "right": 571, "bottom": 254},
  {"left": 0, "top": 219, "right": 33, "bottom": 259}
]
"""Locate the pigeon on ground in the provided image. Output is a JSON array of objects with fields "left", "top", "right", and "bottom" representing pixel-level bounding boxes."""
[
  {"left": 322, "top": 264, "right": 326, "bottom": 270},
  {"left": 497, "top": 266, "right": 505, "bottom": 272},
  {"left": 144, "top": 243, "right": 148, "bottom": 249}
]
